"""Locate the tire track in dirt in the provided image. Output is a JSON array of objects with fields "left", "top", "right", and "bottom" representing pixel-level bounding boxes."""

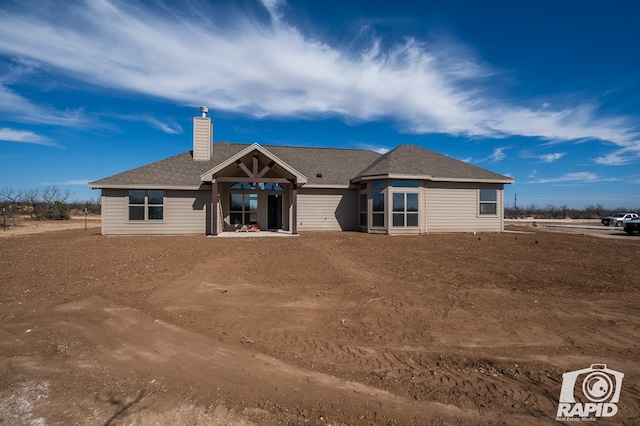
[
  {"left": 260, "top": 328, "right": 562, "bottom": 418},
  {"left": 79, "top": 233, "right": 637, "bottom": 423},
  {"left": 45, "top": 295, "right": 533, "bottom": 425}
]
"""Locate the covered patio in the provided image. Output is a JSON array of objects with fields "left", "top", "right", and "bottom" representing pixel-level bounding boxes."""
[{"left": 200, "top": 143, "right": 308, "bottom": 236}]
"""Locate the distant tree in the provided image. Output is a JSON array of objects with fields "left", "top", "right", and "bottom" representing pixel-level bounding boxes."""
[
  {"left": 0, "top": 186, "right": 73, "bottom": 220},
  {"left": 505, "top": 202, "right": 640, "bottom": 220},
  {"left": 38, "top": 186, "right": 72, "bottom": 220},
  {"left": 68, "top": 197, "right": 101, "bottom": 215},
  {"left": 0, "top": 186, "right": 20, "bottom": 205},
  {"left": 21, "top": 188, "right": 41, "bottom": 218}
]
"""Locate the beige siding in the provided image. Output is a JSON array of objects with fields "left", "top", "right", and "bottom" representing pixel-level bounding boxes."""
[
  {"left": 101, "top": 189, "right": 210, "bottom": 235},
  {"left": 426, "top": 182, "right": 504, "bottom": 232},
  {"left": 297, "top": 188, "right": 358, "bottom": 231},
  {"left": 192, "top": 117, "right": 212, "bottom": 161}
]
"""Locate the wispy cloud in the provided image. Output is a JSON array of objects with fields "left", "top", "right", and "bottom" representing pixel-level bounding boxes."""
[
  {"left": 594, "top": 144, "right": 640, "bottom": 165},
  {"left": 355, "top": 142, "right": 390, "bottom": 154},
  {"left": 539, "top": 152, "right": 565, "bottom": 162},
  {"left": 0, "top": 127, "right": 56, "bottom": 145},
  {"left": 0, "top": 85, "right": 87, "bottom": 127},
  {"left": 490, "top": 147, "right": 507, "bottom": 162},
  {"left": 145, "top": 117, "right": 183, "bottom": 135},
  {"left": 42, "top": 179, "right": 91, "bottom": 185},
  {"left": 526, "top": 171, "right": 617, "bottom": 184},
  {"left": 0, "top": 0, "right": 638, "bottom": 161},
  {"left": 477, "top": 147, "right": 508, "bottom": 163}
]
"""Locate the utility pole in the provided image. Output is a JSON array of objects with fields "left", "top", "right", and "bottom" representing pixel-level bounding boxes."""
[{"left": 514, "top": 193, "right": 517, "bottom": 209}]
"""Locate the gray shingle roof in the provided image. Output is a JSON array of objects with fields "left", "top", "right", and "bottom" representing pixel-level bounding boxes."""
[
  {"left": 89, "top": 141, "right": 512, "bottom": 188},
  {"left": 355, "top": 145, "right": 512, "bottom": 182},
  {"left": 89, "top": 151, "right": 216, "bottom": 188},
  {"left": 265, "top": 144, "right": 381, "bottom": 186}
]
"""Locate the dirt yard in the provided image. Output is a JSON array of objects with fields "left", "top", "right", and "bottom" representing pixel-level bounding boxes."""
[{"left": 1, "top": 219, "right": 639, "bottom": 425}]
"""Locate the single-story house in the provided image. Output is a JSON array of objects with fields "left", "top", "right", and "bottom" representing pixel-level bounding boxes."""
[{"left": 89, "top": 109, "right": 514, "bottom": 236}]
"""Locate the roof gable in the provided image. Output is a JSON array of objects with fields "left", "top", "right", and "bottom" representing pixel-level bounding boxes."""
[
  {"left": 355, "top": 144, "right": 513, "bottom": 183},
  {"left": 200, "top": 143, "right": 308, "bottom": 184}
]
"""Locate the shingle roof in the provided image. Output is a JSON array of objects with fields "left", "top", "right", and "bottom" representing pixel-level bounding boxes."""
[
  {"left": 89, "top": 151, "right": 215, "bottom": 188},
  {"left": 89, "top": 141, "right": 512, "bottom": 188},
  {"left": 265, "top": 144, "right": 381, "bottom": 186},
  {"left": 355, "top": 145, "right": 513, "bottom": 182}
]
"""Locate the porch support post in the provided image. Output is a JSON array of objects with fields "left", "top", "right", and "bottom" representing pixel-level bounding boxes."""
[
  {"left": 211, "top": 179, "right": 218, "bottom": 236},
  {"left": 291, "top": 180, "right": 298, "bottom": 235}
]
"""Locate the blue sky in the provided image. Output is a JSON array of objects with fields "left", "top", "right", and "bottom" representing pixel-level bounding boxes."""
[{"left": 1, "top": 0, "right": 639, "bottom": 208}]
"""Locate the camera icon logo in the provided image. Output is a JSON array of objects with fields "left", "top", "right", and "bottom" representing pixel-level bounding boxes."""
[{"left": 556, "top": 364, "right": 624, "bottom": 420}]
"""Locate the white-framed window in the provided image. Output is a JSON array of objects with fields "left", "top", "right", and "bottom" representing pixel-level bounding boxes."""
[
  {"left": 392, "top": 192, "right": 419, "bottom": 227},
  {"left": 359, "top": 185, "right": 367, "bottom": 227},
  {"left": 128, "top": 190, "right": 164, "bottom": 221},
  {"left": 479, "top": 189, "right": 497, "bottom": 215},
  {"left": 371, "top": 180, "right": 385, "bottom": 228}
]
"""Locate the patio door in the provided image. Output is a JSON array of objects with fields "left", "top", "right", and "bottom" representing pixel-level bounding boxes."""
[{"left": 267, "top": 194, "right": 283, "bottom": 229}]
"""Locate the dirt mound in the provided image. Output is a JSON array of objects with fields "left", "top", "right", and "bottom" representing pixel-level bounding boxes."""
[{"left": 1, "top": 226, "right": 638, "bottom": 424}]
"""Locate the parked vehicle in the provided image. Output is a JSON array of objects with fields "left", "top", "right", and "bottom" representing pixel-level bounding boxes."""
[
  {"left": 601, "top": 212, "right": 638, "bottom": 227},
  {"left": 623, "top": 217, "right": 640, "bottom": 235}
]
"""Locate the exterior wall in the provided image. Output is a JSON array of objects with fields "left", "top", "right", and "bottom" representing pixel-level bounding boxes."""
[
  {"left": 101, "top": 189, "right": 210, "bottom": 235},
  {"left": 297, "top": 188, "right": 358, "bottom": 231},
  {"left": 425, "top": 182, "right": 504, "bottom": 233},
  {"left": 98, "top": 182, "right": 505, "bottom": 235}
]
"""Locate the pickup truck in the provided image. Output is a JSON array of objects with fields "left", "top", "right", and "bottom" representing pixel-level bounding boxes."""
[
  {"left": 624, "top": 217, "right": 640, "bottom": 235},
  {"left": 601, "top": 212, "right": 638, "bottom": 227}
]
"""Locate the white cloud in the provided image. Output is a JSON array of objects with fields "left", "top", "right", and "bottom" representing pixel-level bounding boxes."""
[
  {"left": 477, "top": 147, "right": 508, "bottom": 163},
  {"left": 594, "top": 143, "right": 640, "bottom": 165},
  {"left": 0, "top": 127, "right": 56, "bottom": 145},
  {"left": 0, "top": 85, "right": 87, "bottom": 127},
  {"left": 42, "top": 179, "right": 90, "bottom": 185},
  {"left": 144, "top": 116, "right": 183, "bottom": 135},
  {"left": 490, "top": 147, "right": 507, "bottom": 162},
  {"left": 539, "top": 152, "right": 565, "bottom": 162},
  {"left": 0, "top": 0, "right": 638, "bottom": 161},
  {"left": 527, "top": 171, "right": 617, "bottom": 184}
]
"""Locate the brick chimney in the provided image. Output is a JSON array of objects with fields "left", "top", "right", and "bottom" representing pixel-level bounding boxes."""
[{"left": 192, "top": 106, "right": 212, "bottom": 161}]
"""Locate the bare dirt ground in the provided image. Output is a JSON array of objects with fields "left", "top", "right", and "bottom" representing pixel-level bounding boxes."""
[{"left": 1, "top": 218, "right": 639, "bottom": 425}]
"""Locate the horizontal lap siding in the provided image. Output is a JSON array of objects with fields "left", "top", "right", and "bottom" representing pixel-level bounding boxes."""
[
  {"left": 101, "top": 189, "right": 209, "bottom": 235},
  {"left": 298, "top": 188, "right": 358, "bottom": 231},
  {"left": 426, "top": 183, "right": 503, "bottom": 233}
]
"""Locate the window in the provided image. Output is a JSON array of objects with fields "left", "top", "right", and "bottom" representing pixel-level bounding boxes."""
[
  {"left": 392, "top": 180, "right": 419, "bottom": 188},
  {"left": 392, "top": 192, "right": 419, "bottom": 227},
  {"left": 479, "top": 189, "right": 497, "bottom": 215},
  {"left": 360, "top": 193, "right": 367, "bottom": 227},
  {"left": 372, "top": 192, "right": 385, "bottom": 227},
  {"left": 128, "top": 190, "right": 164, "bottom": 221},
  {"left": 369, "top": 180, "right": 386, "bottom": 228},
  {"left": 230, "top": 182, "right": 283, "bottom": 191},
  {"left": 230, "top": 193, "right": 258, "bottom": 226}
]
